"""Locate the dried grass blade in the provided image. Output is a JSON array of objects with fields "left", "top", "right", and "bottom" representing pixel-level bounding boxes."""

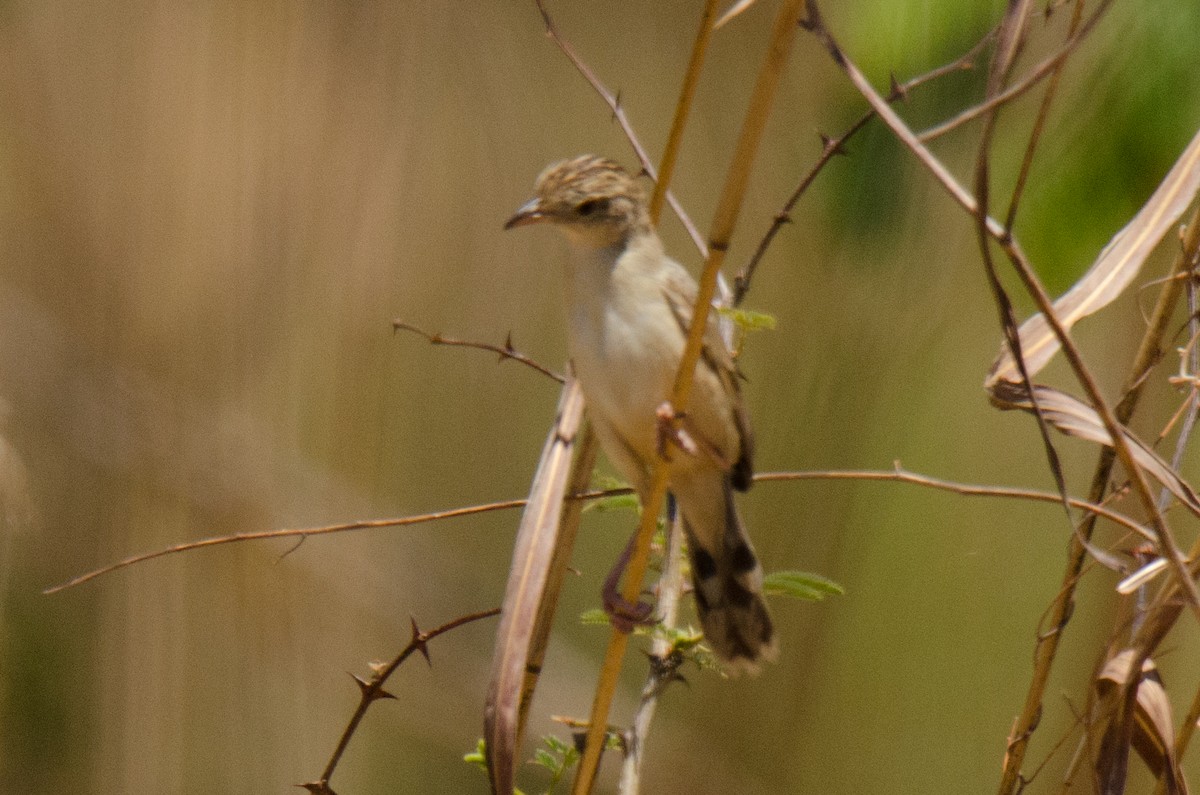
[
  {"left": 989, "top": 125, "right": 1200, "bottom": 386},
  {"left": 714, "top": 0, "right": 759, "bottom": 30},
  {"left": 1097, "top": 650, "right": 1189, "bottom": 795},
  {"left": 991, "top": 381, "right": 1200, "bottom": 517},
  {"left": 484, "top": 380, "right": 592, "bottom": 794}
]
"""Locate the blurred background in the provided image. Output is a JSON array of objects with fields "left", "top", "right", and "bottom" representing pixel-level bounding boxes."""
[{"left": 2, "top": 1, "right": 1199, "bottom": 792}]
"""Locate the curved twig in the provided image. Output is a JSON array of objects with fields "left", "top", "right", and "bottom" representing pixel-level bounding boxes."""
[
  {"left": 43, "top": 500, "right": 528, "bottom": 594},
  {"left": 393, "top": 320, "right": 564, "bottom": 382},
  {"left": 46, "top": 467, "right": 1149, "bottom": 596}
]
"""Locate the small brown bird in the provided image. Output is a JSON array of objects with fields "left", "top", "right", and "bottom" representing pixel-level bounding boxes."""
[{"left": 505, "top": 155, "right": 775, "bottom": 672}]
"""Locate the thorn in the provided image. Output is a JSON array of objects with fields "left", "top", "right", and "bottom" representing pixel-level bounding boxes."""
[
  {"left": 410, "top": 616, "right": 431, "bottom": 666},
  {"left": 297, "top": 782, "right": 336, "bottom": 794},
  {"left": 818, "top": 132, "right": 848, "bottom": 157},
  {"left": 774, "top": 211, "right": 793, "bottom": 225},
  {"left": 350, "top": 672, "right": 397, "bottom": 702},
  {"left": 888, "top": 72, "right": 907, "bottom": 102}
]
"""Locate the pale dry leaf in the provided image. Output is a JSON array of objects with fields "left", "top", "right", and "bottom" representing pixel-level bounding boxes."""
[
  {"left": 1097, "top": 650, "right": 1189, "bottom": 795},
  {"left": 483, "top": 380, "right": 592, "bottom": 795},
  {"left": 988, "top": 125, "right": 1200, "bottom": 386},
  {"left": 714, "top": 0, "right": 760, "bottom": 30},
  {"left": 1116, "top": 557, "right": 1169, "bottom": 594},
  {"left": 987, "top": 0, "right": 1034, "bottom": 90},
  {"left": 991, "top": 381, "right": 1200, "bottom": 518}
]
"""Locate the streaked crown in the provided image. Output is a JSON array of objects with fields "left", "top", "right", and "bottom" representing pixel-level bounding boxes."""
[{"left": 506, "top": 155, "right": 650, "bottom": 237}]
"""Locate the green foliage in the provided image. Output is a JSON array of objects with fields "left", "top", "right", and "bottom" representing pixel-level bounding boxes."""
[
  {"left": 583, "top": 492, "right": 640, "bottom": 514},
  {"left": 1020, "top": 3, "right": 1200, "bottom": 292},
  {"left": 583, "top": 475, "right": 639, "bottom": 514},
  {"left": 578, "top": 608, "right": 614, "bottom": 626},
  {"left": 463, "top": 738, "right": 488, "bottom": 771},
  {"left": 658, "top": 623, "right": 705, "bottom": 651},
  {"left": 531, "top": 734, "right": 580, "bottom": 793},
  {"left": 465, "top": 735, "right": 583, "bottom": 795},
  {"left": 464, "top": 739, "right": 531, "bottom": 795},
  {"left": 717, "top": 306, "right": 778, "bottom": 333},
  {"left": 763, "top": 570, "right": 846, "bottom": 601},
  {"left": 836, "top": 0, "right": 1005, "bottom": 80}
]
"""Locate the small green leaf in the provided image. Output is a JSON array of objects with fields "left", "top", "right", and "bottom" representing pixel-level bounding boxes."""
[
  {"left": 533, "top": 748, "right": 557, "bottom": 771},
  {"left": 543, "top": 735, "right": 571, "bottom": 755},
  {"left": 661, "top": 624, "right": 705, "bottom": 651},
  {"left": 463, "top": 738, "right": 487, "bottom": 770},
  {"left": 579, "top": 608, "right": 611, "bottom": 626},
  {"left": 584, "top": 492, "right": 641, "bottom": 514},
  {"left": 580, "top": 608, "right": 663, "bottom": 636},
  {"left": 762, "top": 570, "right": 845, "bottom": 601},
  {"left": 593, "top": 474, "right": 632, "bottom": 491},
  {"left": 718, "top": 306, "right": 778, "bottom": 332}
]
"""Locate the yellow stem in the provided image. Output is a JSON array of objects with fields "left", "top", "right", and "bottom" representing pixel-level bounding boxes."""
[
  {"left": 647, "top": 0, "right": 721, "bottom": 225},
  {"left": 572, "top": 1, "right": 808, "bottom": 790}
]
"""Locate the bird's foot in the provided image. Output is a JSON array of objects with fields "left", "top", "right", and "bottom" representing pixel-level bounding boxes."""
[
  {"left": 602, "top": 530, "right": 657, "bottom": 633},
  {"left": 655, "top": 401, "right": 698, "bottom": 461},
  {"left": 602, "top": 586, "right": 655, "bottom": 633}
]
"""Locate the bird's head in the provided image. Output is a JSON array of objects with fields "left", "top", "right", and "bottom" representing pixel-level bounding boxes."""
[{"left": 505, "top": 155, "right": 650, "bottom": 247}]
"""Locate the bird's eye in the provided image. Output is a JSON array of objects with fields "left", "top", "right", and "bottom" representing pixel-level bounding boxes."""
[{"left": 576, "top": 198, "right": 608, "bottom": 217}]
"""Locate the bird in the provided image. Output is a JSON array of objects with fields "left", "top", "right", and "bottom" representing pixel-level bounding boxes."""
[{"left": 504, "top": 154, "right": 776, "bottom": 672}]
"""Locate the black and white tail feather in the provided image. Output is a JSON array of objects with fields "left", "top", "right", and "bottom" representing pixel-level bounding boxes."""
[{"left": 682, "top": 478, "right": 776, "bottom": 675}]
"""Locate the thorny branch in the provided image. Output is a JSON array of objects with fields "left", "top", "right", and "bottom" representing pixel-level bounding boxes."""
[
  {"left": 732, "top": 28, "right": 994, "bottom": 305},
  {"left": 803, "top": 0, "right": 1200, "bottom": 624},
  {"left": 915, "top": 1, "right": 1114, "bottom": 143},
  {"left": 48, "top": 468, "right": 1148, "bottom": 593},
  {"left": 299, "top": 608, "right": 501, "bottom": 795},
  {"left": 618, "top": 514, "right": 689, "bottom": 793},
  {"left": 393, "top": 321, "right": 564, "bottom": 383},
  {"left": 800, "top": 3, "right": 1200, "bottom": 790},
  {"left": 43, "top": 500, "right": 529, "bottom": 593}
]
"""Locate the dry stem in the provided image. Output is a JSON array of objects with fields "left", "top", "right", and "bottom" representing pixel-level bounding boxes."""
[{"left": 571, "top": 2, "right": 809, "bottom": 789}]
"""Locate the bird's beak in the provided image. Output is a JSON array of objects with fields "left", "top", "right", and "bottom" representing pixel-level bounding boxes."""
[{"left": 504, "top": 197, "right": 547, "bottom": 230}]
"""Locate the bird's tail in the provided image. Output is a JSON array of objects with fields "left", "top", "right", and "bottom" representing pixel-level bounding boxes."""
[{"left": 681, "top": 479, "right": 776, "bottom": 674}]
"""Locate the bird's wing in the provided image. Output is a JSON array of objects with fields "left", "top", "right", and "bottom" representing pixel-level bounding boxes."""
[{"left": 660, "top": 269, "right": 755, "bottom": 491}]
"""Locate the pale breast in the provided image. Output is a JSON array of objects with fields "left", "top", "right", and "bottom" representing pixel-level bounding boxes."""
[
  {"left": 564, "top": 243, "right": 738, "bottom": 471},
  {"left": 567, "top": 282, "right": 679, "bottom": 465}
]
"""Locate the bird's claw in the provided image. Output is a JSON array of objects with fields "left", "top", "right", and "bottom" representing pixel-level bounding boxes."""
[
  {"left": 602, "top": 586, "right": 656, "bottom": 633},
  {"left": 655, "top": 401, "right": 698, "bottom": 461},
  {"left": 602, "top": 528, "right": 659, "bottom": 633}
]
